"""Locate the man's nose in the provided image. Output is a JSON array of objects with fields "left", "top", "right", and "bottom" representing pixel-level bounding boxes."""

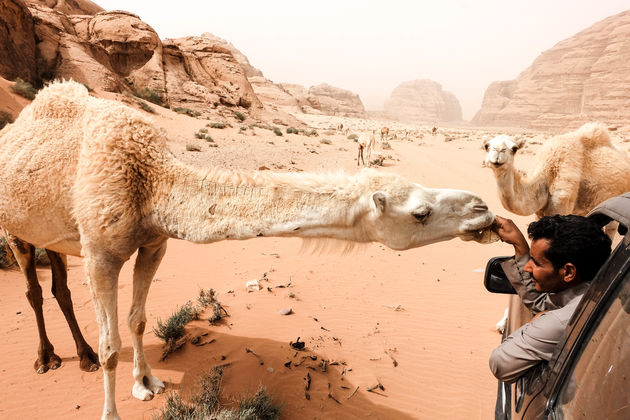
[{"left": 523, "top": 260, "right": 533, "bottom": 273}]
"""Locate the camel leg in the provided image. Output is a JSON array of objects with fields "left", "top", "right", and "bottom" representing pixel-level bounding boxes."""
[
  {"left": 84, "top": 252, "right": 124, "bottom": 420},
  {"left": 357, "top": 146, "right": 364, "bottom": 166},
  {"left": 128, "top": 241, "right": 167, "bottom": 401},
  {"left": 47, "top": 250, "right": 100, "bottom": 372},
  {"left": 5, "top": 233, "right": 61, "bottom": 373}
]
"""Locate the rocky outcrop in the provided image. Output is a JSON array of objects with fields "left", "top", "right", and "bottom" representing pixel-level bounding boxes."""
[
  {"left": 307, "top": 83, "right": 366, "bottom": 118},
  {"left": 250, "top": 79, "right": 367, "bottom": 117},
  {"left": 248, "top": 77, "right": 301, "bottom": 111},
  {"left": 0, "top": 0, "right": 38, "bottom": 85},
  {"left": 200, "top": 33, "right": 263, "bottom": 78},
  {"left": 383, "top": 79, "right": 462, "bottom": 123},
  {"left": 27, "top": 0, "right": 103, "bottom": 15},
  {"left": 0, "top": 3, "right": 264, "bottom": 117},
  {"left": 163, "top": 36, "right": 262, "bottom": 110},
  {"left": 473, "top": 10, "right": 630, "bottom": 129}
]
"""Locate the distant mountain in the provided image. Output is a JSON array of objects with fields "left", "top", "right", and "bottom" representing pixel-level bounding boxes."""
[
  {"left": 383, "top": 80, "right": 463, "bottom": 123},
  {"left": 473, "top": 10, "right": 630, "bottom": 129}
]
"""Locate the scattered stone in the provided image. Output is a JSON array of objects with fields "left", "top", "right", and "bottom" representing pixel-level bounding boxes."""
[{"left": 277, "top": 307, "right": 293, "bottom": 315}]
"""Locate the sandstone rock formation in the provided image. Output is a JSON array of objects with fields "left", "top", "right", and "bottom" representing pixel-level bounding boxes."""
[
  {"left": 383, "top": 79, "right": 462, "bottom": 123},
  {"left": 250, "top": 79, "right": 367, "bottom": 118},
  {"left": 0, "top": 2, "right": 265, "bottom": 118},
  {"left": 0, "top": 0, "right": 38, "bottom": 85},
  {"left": 163, "top": 35, "right": 262, "bottom": 110},
  {"left": 307, "top": 83, "right": 367, "bottom": 118},
  {"left": 473, "top": 10, "right": 630, "bottom": 129},
  {"left": 200, "top": 33, "right": 263, "bottom": 78}
]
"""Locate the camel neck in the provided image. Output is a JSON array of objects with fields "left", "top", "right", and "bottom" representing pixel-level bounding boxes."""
[{"left": 149, "top": 159, "right": 368, "bottom": 243}]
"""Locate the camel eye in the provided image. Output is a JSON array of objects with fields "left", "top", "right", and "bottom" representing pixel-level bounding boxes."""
[
  {"left": 511, "top": 145, "right": 519, "bottom": 153},
  {"left": 412, "top": 209, "right": 431, "bottom": 222},
  {"left": 483, "top": 143, "right": 489, "bottom": 151}
]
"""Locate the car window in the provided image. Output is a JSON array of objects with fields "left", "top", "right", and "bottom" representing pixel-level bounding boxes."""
[{"left": 554, "top": 274, "right": 630, "bottom": 419}]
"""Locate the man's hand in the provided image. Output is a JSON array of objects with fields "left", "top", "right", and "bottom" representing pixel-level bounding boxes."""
[{"left": 494, "top": 215, "right": 529, "bottom": 257}]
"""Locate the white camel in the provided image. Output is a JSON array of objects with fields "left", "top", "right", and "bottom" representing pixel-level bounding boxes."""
[
  {"left": 357, "top": 132, "right": 376, "bottom": 166},
  {"left": 483, "top": 122, "right": 630, "bottom": 221},
  {"left": 0, "top": 81, "right": 495, "bottom": 420}
]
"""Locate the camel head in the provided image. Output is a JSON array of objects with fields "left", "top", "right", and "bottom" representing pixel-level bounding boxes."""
[
  {"left": 482, "top": 135, "right": 525, "bottom": 170},
  {"left": 358, "top": 171, "right": 495, "bottom": 250}
]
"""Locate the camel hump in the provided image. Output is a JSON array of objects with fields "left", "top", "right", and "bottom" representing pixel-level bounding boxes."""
[
  {"left": 574, "top": 122, "right": 612, "bottom": 148},
  {"left": 30, "top": 80, "right": 89, "bottom": 121}
]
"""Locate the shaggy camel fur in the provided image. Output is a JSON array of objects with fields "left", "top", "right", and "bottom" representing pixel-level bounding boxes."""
[
  {"left": 357, "top": 132, "right": 376, "bottom": 167},
  {"left": 483, "top": 122, "right": 630, "bottom": 220},
  {"left": 0, "top": 81, "right": 495, "bottom": 420},
  {"left": 2, "top": 230, "right": 100, "bottom": 373}
]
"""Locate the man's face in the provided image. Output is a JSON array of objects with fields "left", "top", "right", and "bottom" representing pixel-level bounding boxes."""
[{"left": 523, "top": 239, "right": 568, "bottom": 292}]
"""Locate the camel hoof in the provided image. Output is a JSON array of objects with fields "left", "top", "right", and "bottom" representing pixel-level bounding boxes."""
[
  {"left": 132, "top": 382, "right": 155, "bottom": 401},
  {"left": 36, "top": 364, "right": 50, "bottom": 374},
  {"left": 35, "top": 353, "right": 62, "bottom": 373},
  {"left": 147, "top": 375, "right": 165, "bottom": 394},
  {"left": 79, "top": 348, "right": 100, "bottom": 372}
]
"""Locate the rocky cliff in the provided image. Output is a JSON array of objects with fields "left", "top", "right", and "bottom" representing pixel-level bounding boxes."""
[
  {"left": 472, "top": 10, "right": 630, "bottom": 129},
  {"left": 0, "top": 1, "right": 262, "bottom": 118},
  {"left": 383, "top": 79, "right": 462, "bottom": 123}
]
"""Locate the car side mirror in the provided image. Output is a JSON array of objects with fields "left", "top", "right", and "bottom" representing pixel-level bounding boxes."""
[{"left": 484, "top": 256, "right": 517, "bottom": 294}]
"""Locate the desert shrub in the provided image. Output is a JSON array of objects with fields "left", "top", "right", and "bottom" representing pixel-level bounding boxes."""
[
  {"left": 205, "top": 135, "right": 214, "bottom": 142},
  {"left": 210, "top": 122, "right": 226, "bottom": 129},
  {"left": 208, "top": 143, "right": 219, "bottom": 148},
  {"left": 273, "top": 127, "right": 283, "bottom": 136},
  {"left": 286, "top": 127, "right": 298, "bottom": 134},
  {"left": 381, "top": 141, "right": 392, "bottom": 150},
  {"left": 153, "top": 302, "right": 200, "bottom": 343},
  {"left": 319, "top": 138, "right": 332, "bottom": 145},
  {"left": 0, "top": 111, "right": 13, "bottom": 130},
  {"left": 199, "top": 128, "right": 208, "bottom": 134},
  {"left": 194, "top": 132, "right": 205, "bottom": 139},
  {"left": 370, "top": 156, "right": 385, "bottom": 166},
  {"left": 11, "top": 78, "right": 37, "bottom": 100},
  {"left": 133, "top": 87, "right": 162, "bottom": 105},
  {"left": 347, "top": 133, "right": 358, "bottom": 140},
  {"left": 304, "top": 129, "right": 318, "bottom": 137},
  {"left": 234, "top": 111, "right": 245, "bottom": 121},
  {"left": 250, "top": 122, "right": 273, "bottom": 130},
  {"left": 153, "top": 367, "right": 280, "bottom": 420},
  {"left": 174, "top": 107, "right": 201, "bottom": 118},
  {"left": 186, "top": 143, "right": 202, "bottom": 152},
  {"left": 138, "top": 100, "right": 155, "bottom": 113}
]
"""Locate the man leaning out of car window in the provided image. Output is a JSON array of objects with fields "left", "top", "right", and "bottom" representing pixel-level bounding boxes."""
[{"left": 489, "top": 214, "right": 611, "bottom": 383}]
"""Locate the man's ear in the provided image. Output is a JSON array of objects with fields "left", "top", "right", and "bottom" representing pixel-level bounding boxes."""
[
  {"left": 371, "top": 192, "right": 386, "bottom": 213},
  {"left": 561, "top": 263, "right": 577, "bottom": 283}
]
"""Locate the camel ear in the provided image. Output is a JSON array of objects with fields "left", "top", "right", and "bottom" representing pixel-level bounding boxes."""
[
  {"left": 513, "top": 138, "right": 526, "bottom": 151},
  {"left": 371, "top": 192, "right": 387, "bottom": 213}
]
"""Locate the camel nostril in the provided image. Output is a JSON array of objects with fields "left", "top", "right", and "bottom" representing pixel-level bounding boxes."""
[{"left": 473, "top": 204, "right": 488, "bottom": 212}]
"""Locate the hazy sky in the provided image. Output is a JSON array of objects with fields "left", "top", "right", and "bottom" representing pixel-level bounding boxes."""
[{"left": 97, "top": 1, "right": 629, "bottom": 120}]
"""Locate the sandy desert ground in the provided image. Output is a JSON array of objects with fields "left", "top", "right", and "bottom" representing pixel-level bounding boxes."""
[{"left": 2, "top": 102, "right": 628, "bottom": 419}]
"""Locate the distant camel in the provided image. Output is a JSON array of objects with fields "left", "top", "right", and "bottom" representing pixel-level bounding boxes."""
[
  {"left": 432, "top": 126, "right": 438, "bottom": 136},
  {"left": 357, "top": 132, "right": 376, "bottom": 166},
  {"left": 0, "top": 81, "right": 495, "bottom": 420},
  {"left": 380, "top": 126, "right": 389, "bottom": 142}
]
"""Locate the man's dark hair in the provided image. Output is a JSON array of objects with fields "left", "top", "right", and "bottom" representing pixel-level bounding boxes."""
[{"left": 527, "top": 215, "right": 612, "bottom": 282}]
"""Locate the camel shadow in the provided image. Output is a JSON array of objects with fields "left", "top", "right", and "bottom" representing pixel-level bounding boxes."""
[{"left": 117, "top": 323, "right": 417, "bottom": 420}]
